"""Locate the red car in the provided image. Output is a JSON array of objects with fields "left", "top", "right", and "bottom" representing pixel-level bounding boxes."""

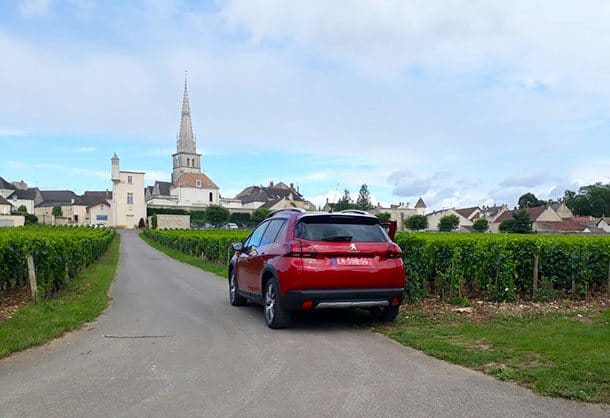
[{"left": 228, "top": 209, "right": 405, "bottom": 328}]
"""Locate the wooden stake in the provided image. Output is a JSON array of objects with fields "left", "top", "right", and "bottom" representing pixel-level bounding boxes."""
[
  {"left": 607, "top": 260, "right": 610, "bottom": 298},
  {"left": 532, "top": 255, "right": 539, "bottom": 295},
  {"left": 27, "top": 255, "right": 38, "bottom": 303}
]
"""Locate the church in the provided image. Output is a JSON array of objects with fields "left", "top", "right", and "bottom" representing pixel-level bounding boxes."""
[{"left": 145, "top": 78, "right": 221, "bottom": 210}]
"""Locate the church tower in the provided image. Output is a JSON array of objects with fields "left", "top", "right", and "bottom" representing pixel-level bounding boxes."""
[{"left": 172, "top": 76, "right": 202, "bottom": 184}]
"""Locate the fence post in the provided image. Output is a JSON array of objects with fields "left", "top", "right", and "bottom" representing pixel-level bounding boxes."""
[
  {"left": 532, "top": 255, "right": 539, "bottom": 296},
  {"left": 27, "top": 255, "right": 38, "bottom": 303},
  {"left": 607, "top": 260, "right": 610, "bottom": 298}
]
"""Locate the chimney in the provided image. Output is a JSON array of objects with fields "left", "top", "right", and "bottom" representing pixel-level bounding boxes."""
[
  {"left": 269, "top": 181, "right": 274, "bottom": 188},
  {"left": 290, "top": 182, "right": 294, "bottom": 189}
]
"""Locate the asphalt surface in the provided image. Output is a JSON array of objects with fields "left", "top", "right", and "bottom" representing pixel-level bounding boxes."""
[{"left": 0, "top": 230, "right": 606, "bottom": 417}]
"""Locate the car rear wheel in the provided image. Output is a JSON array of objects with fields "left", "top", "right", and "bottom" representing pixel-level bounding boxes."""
[
  {"left": 229, "top": 270, "right": 247, "bottom": 306},
  {"left": 371, "top": 305, "right": 400, "bottom": 322},
  {"left": 264, "top": 278, "right": 291, "bottom": 329}
]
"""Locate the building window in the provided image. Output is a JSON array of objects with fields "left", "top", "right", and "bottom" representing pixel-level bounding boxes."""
[
  {"left": 187, "top": 158, "right": 190, "bottom": 167},
  {"left": 209, "top": 192, "right": 213, "bottom": 202},
  {"left": 196, "top": 180, "right": 202, "bottom": 188},
  {"left": 96, "top": 215, "right": 108, "bottom": 221},
  {"left": 127, "top": 193, "right": 133, "bottom": 205},
  {"left": 128, "top": 175, "right": 133, "bottom": 184}
]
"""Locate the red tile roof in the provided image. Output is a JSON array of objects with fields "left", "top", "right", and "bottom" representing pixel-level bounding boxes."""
[
  {"left": 175, "top": 173, "right": 219, "bottom": 189},
  {"left": 536, "top": 220, "right": 588, "bottom": 232}
]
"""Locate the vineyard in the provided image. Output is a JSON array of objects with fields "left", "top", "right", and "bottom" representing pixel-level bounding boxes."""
[
  {"left": 0, "top": 226, "right": 116, "bottom": 298},
  {"left": 142, "top": 229, "right": 610, "bottom": 302}
]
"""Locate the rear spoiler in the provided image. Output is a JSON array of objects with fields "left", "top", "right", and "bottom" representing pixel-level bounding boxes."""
[{"left": 381, "top": 221, "right": 398, "bottom": 241}]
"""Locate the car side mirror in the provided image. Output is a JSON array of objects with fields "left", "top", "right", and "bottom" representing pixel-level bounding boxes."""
[{"left": 232, "top": 242, "right": 244, "bottom": 252}]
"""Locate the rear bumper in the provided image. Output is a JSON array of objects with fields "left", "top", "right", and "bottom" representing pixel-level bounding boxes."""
[{"left": 281, "top": 288, "right": 404, "bottom": 311}]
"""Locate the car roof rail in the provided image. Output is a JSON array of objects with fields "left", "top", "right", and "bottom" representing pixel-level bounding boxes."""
[
  {"left": 267, "top": 208, "right": 306, "bottom": 218},
  {"left": 336, "top": 209, "right": 370, "bottom": 215}
]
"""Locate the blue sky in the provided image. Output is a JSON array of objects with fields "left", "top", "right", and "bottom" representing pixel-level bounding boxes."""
[{"left": 1, "top": 1, "right": 610, "bottom": 210}]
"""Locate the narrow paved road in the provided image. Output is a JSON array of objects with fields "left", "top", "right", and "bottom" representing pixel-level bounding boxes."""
[{"left": 1, "top": 231, "right": 606, "bottom": 417}]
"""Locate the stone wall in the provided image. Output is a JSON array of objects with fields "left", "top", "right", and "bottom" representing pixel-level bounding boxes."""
[
  {"left": 150, "top": 214, "right": 191, "bottom": 230},
  {"left": 0, "top": 215, "right": 25, "bottom": 227}
]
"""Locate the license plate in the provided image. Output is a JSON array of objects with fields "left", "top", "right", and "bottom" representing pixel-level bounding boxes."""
[{"left": 334, "top": 257, "right": 370, "bottom": 266}]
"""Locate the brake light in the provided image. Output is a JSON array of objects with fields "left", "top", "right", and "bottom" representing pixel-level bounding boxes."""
[
  {"left": 386, "top": 243, "right": 403, "bottom": 259},
  {"left": 285, "top": 240, "right": 317, "bottom": 258},
  {"left": 301, "top": 300, "right": 313, "bottom": 310},
  {"left": 391, "top": 296, "right": 401, "bottom": 306}
]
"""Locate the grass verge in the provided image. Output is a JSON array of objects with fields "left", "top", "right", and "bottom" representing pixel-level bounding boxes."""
[
  {"left": 375, "top": 306, "right": 610, "bottom": 404},
  {"left": 139, "top": 233, "right": 228, "bottom": 278},
  {"left": 0, "top": 235, "right": 120, "bottom": 359}
]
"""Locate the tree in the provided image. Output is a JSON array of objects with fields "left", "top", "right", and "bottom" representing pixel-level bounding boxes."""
[
  {"left": 151, "top": 214, "right": 158, "bottom": 229},
  {"left": 355, "top": 184, "right": 373, "bottom": 211},
  {"left": 252, "top": 207, "right": 270, "bottom": 223},
  {"left": 405, "top": 215, "right": 428, "bottom": 231},
  {"left": 52, "top": 206, "right": 63, "bottom": 217},
  {"left": 375, "top": 212, "right": 392, "bottom": 222},
  {"left": 499, "top": 218, "right": 515, "bottom": 233},
  {"left": 518, "top": 193, "right": 545, "bottom": 209},
  {"left": 472, "top": 218, "right": 489, "bottom": 232},
  {"left": 24, "top": 214, "right": 38, "bottom": 225},
  {"left": 138, "top": 218, "right": 146, "bottom": 228},
  {"left": 438, "top": 214, "right": 460, "bottom": 232},
  {"left": 17, "top": 205, "right": 27, "bottom": 214},
  {"left": 204, "top": 205, "right": 230, "bottom": 226},
  {"left": 512, "top": 209, "right": 532, "bottom": 233},
  {"left": 334, "top": 189, "right": 354, "bottom": 211},
  {"left": 230, "top": 212, "right": 251, "bottom": 225},
  {"left": 498, "top": 209, "right": 532, "bottom": 233}
]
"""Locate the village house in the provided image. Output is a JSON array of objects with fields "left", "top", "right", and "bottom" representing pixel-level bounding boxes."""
[
  {"left": 370, "top": 198, "right": 427, "bottom": 230},
  {"left": 111, "top": 154, "right": 146, "bottom": 229},
  {"left": 426, "top": 208, "right": 474, "bottom": 232},
  {"left": 597, "top": 217, "right": 610, "bottom": 233},
  {"left": 231, "top": 181, "right": 316, "bottom": 213}
]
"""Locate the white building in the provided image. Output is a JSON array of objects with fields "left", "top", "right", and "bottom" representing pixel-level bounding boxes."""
[
  {"left": 111, "top": 153, "right": 146, "bottom": 229},
  {"left": 145, "top": 77, "right": 220, "bottom": 212}
]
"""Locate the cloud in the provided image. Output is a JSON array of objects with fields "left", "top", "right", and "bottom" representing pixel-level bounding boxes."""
[
  {"left": 17, "top": 0, "right": 50, "bottom": 18},
  {"left": 141, "top": 170, "right": 170, "bottom": 183},
  {"left": 499, "top": 171, "right": 553, "bottom": 188},
  {"left": 222, "top": 1, "right": 610, "bottom": 93},
  {"left": 387, "top": 170, "right": 432, "bottom": 197}
]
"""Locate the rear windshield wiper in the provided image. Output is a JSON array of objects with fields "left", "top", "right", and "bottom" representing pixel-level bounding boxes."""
[{"left": 321, "top": 235, "right": 353, "bottom": 242}]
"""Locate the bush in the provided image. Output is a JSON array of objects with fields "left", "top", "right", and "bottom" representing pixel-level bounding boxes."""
[
  {"left": 473, "top": 218, "right": 489, "bottom": 232},
  {"left": 376, "top": 212, "right": 392, "bottom": 222},
  {"left": 252, "top": 208, "right": 270, "bottom": 223},
  {"left": 151, "top": 214, "right": 158, "bottom": 229},
  {"left": 52, "top": 206, "right": 63, "bottom": 217},
  {"left": 405, "top": 215, "right": 428, "bottom": 231},
  {"left": 438, "top": 214, "right": 460, "bottom": 232}
]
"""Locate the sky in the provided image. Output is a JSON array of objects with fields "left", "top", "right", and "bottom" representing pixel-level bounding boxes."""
[{"left": 1, "top": 0, "right": 610, "bottom": 210}]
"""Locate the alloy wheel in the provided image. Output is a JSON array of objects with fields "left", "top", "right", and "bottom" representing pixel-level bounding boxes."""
[{"left": 265, "top": 284, "right": 275, "bottom": 324}]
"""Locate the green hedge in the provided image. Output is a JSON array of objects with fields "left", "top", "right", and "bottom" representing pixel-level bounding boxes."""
[
  {"left": 142, "top": 229, "right": 249, "bottom": 265},
  {"left": 0, "top": 226, "right": 116, "bottom": 297},
  {"left": 396, "top": 233, "right": 610, "bottom": 302},
  {"left": 142, "top": 229, "right": 610, "bottom": 302}
]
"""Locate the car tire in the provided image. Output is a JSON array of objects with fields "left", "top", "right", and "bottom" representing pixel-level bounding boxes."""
[
  {"left": 263, "top": 278, "right": 291, "bottom": 329},
  {"left": 371, "top": 305, "right": 400, "bottom": 322},
  {"left": 229, "top": 270, "right": 247, "bottom": 306}
]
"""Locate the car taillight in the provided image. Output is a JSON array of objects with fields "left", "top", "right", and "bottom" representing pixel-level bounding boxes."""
[
  {"left": 285, "top": 241, "right": 317, "bottom": 258},
  {"left": 386, "top": 243, "right": 402, "bottom": 259}
]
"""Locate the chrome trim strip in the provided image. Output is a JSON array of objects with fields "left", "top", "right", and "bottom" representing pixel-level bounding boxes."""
[{"left": 315, "top": 300, "right": 389, "bottom": 309}]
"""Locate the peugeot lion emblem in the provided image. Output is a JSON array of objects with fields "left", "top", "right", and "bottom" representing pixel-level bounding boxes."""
[{"left": 349, "top": 243, "right": 358, "bottom": 252}]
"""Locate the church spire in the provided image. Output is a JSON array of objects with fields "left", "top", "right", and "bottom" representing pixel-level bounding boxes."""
[{"left": 177, "top": 72, "right": 196, "bottom": 153}]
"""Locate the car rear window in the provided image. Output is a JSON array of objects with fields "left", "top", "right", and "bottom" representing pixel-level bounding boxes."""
[{"left": 295, "top": 215, "right": 388, "bottom": 242}]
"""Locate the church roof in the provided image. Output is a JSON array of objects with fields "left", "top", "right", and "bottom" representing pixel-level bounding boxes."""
[
  {"left": 177, "top": 76, "right": 196, "bottom": 154},
  {"left": 175, "top": 173, "right": 219, "bottom": 189},
  {"left": 415, "top": 197, "right": 427, "bottom": 208}
]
